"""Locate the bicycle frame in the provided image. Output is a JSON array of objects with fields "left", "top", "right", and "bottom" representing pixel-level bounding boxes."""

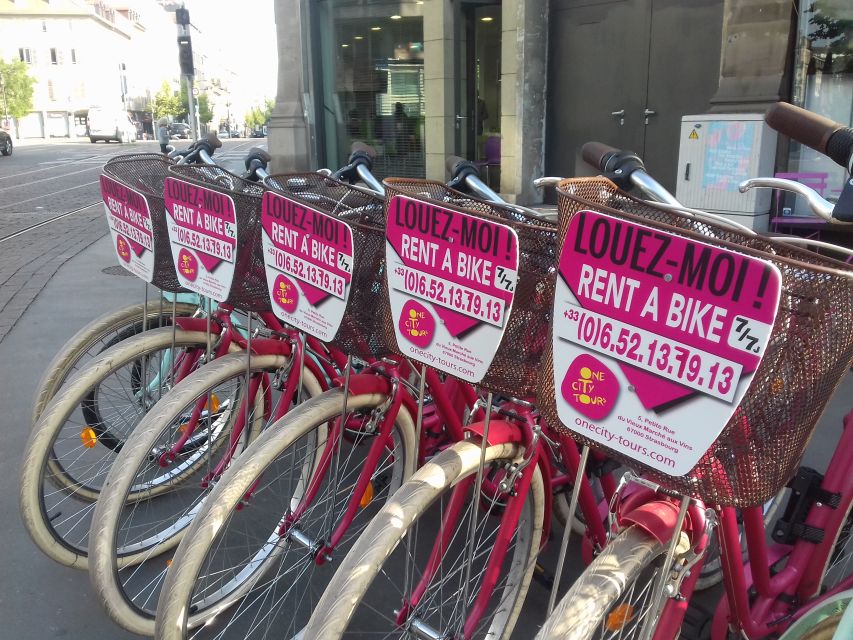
[{"left": 706, "top": 405, "right": 853, "bottom": 639}]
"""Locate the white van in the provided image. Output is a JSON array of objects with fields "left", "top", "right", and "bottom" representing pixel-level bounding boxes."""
[{"left": 87, "top": 107, "right": 137, "bottom": 143}]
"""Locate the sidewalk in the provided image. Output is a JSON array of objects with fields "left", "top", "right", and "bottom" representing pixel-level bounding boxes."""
[{"left": 0, "top": 204, "right": 112, "bottom": 343}]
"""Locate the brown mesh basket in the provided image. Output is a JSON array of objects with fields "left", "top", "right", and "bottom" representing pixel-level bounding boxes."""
[
  {"left": 166, "top": 164, "right": 271, "bottom": 312},
  {"left": 102, "top": 154, "right": 186, "bottom": 293},
  {"left": 263, "top": 173, "right": 398, "bottom": 361},
  {"left": 381, "top": 179, "right": 558, "bottom": 397},
  {"left": 538, "top": 177, "right": 853, "bottom": 506}
]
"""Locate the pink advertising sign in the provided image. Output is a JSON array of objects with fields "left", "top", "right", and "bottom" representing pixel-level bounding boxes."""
[
  {"left": 386, "top": 195, "right": 519, "bottom": 382},
  {"left": 552, "top": 210, "right": 782, "bottom": 474},
  {"left": 100, "top": 175, "right": 155, "bottom": 282},
  {"left": 261, "top": 191, "right": 354, "bottom": 341},
  {"left": 163, "top": 177, "right": 237, "bottom": 301}
]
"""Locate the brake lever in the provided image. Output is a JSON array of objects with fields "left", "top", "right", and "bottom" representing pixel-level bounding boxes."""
[{"left": 738, "top": 178, "right": 836, "bottom": 222}]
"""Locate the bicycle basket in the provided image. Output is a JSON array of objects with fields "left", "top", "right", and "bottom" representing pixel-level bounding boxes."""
[
  {"left": 166, "top": 164, "right": 271, "bottom": 312},
  {"left": 539, "top": 177, "right": 853, "bottom": 506},
  {"left": 102, "top": 154, "right": 186, "bottom": 292},
  {"left": 264, "top": 173, "right": 397, "bottom": 360},
  {"left": 381, "top": 178, "right": 558, "bottom": 398}
]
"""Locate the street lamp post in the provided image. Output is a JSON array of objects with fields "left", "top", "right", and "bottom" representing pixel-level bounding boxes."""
[{"left": 226, "top": 101, "right": 231, "bottom": 136}]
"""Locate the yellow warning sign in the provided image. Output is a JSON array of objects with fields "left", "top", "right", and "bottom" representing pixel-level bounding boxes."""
[{"left": 689, "top": 129, "right": 699, "bottom": 140}]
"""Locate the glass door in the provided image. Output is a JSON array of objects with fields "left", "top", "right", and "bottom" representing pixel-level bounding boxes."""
[{"left": 457, "top": 1, "right": 501, "bottom": 186}]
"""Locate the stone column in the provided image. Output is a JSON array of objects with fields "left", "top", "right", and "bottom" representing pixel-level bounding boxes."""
[
  {"left": 269, "top": 0, "right": 311, "bottom": 172},
  {"left": 423, "top": 0, "right": 456, "bottom": 181},
  {"left": 709, "top": 0, "right": 797, "bottom": 113},
  {"left": 500, "top": 0, "right": 547, "bottom": 204}
]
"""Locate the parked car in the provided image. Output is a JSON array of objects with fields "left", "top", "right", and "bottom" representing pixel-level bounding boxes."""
[
  {"left": 0, "top": 130, "right": 12, "bottom": 156},
  {"left": 87, "top": 107, "right": 136, "bottom": 143},
  {"left": 169, "top": 123, "right": 191, "bottom": 139},
  {"left": 218, "top": 129, "right": 231, "bottom": 139},
  {"left": 250, "top": 126, "right": 267, "bottom": 138}
]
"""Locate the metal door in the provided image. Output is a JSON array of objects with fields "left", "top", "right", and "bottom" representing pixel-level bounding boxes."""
[
  {"left": 642, "top": 0, "right": 723, "bottom": 191},
  {"left": 546, "top": 0, "right": 723, "bottom": 192},
  {"left": 546, "top": 0, "right": 651, "bottom": 181}
]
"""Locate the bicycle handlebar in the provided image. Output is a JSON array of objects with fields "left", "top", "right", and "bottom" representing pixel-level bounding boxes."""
[
  {"left": 739, "top": 177, "right": 834, "bottom": 221},
  {"left": 330, "top": 141, "right": 384, "bottom": 194},
  {"left": 765, "top": 102, "right": 853, "bottom": 171},
  {"left": 580, "top": 141, "right": 681, "bottom": 206}
]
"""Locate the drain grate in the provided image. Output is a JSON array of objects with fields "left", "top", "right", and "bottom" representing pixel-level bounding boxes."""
[{"left": 101, "top": 265, "right": 135, "bottom": 277}]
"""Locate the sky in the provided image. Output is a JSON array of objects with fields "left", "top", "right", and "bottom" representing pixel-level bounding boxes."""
[{"left": 175, "top": 0, "right": 278, "bottom": 104}]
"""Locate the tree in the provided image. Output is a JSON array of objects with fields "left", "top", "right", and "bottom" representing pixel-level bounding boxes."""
[
  {"left": 178, "top": 83, "right": 213, "bottom": 126},
  {"left": 0, "top": 58, "right": 36, "bottom": 119},
  {"left": 152, "top": 80, "right": 181, "bottom": 119},
  {"left": 197, "top": 94, "right": 213, "bottom": 127}
]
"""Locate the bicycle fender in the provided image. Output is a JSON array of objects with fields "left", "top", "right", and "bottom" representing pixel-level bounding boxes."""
[
  {"left": 335, "top": 373, "right": 393, "bottom": 397},
  {"left": 175, "top": 317, "right": 221, "bottom": 333},
  {"left": 246, "top": 338, "right": 293, "bottom": 357},
  {"left": 620, "top": 500, "right": 688, "bottom": 544},
  {"left": 463, "top": 420, "right": 524, "bottom": 446}
]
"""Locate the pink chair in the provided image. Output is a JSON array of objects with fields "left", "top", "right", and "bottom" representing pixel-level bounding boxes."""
[
  {"left": 770, "top": 171, "right": 830, "bottom": 237},
  {"left": 476, "top": 136, "right": 501, "bottom": 188}
]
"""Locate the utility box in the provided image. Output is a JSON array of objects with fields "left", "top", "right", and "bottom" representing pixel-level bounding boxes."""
[{"left": 675, "top": 113, "right": 777, "bottom": 231}]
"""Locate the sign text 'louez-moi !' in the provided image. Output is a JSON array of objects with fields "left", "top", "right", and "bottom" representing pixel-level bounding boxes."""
[
  {"left": 100, "top": 175, "right": 155, "bottom": 282},
  {"left": 387, "top": 195, "right": 519, "bottom": 382},
  {"left": 552, "top": 210, "right": 781, "bottom": 475},
  {"left": 260, "top": 191, "right": 354, "bottom": 341},
  {"left": 163, "top": 177, "right": 237, "bottom": 301}
]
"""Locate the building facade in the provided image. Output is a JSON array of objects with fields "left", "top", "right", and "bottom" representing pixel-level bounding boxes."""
[
  {"left": 0, "top": 0, "right": 189, "bottom": 139},
  {"left": 269, "top": 0, "right": 851, "bottom": 208}
]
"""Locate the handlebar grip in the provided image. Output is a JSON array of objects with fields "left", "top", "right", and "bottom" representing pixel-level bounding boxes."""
[
  {"left": 205, "top": 131, "right": 223, "bottom": 150},
  {"left": 581, "top": 142, "right": 620, "bottom": 172},
  {"left": 249, "top": 147, "right": 271, "bottom": 162},
  {"left": 350, "top": 141, "right": 376, "bottom": 160},
  {"left": 446, "top": 155, "right": 477, "bottom": 176},
  {"left": 765, "top": 102, "right": 853, "bottom": 169}
]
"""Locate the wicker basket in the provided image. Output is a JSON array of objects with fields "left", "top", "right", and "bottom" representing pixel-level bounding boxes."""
[
  {"left": 165, "top": 164, "right": 270, "bottom": 312},
  {"left": 102, "top": 154, "right": 186, "bottom": 292},
  {"left": 381, "top": 179, "right": 558, "bottom": 398},
  {"left": 538, "top": 177, "right": 853, "bottom": 506},
  {"left": 264, "top": 173, "right": 397, "bottom": 361}
]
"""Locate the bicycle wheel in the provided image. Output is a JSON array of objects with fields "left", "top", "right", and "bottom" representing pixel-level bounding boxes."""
[
  {"left": 20, "top": 326, "right": 218, "bottom": 568},
  {"left": 303, "top": 438, "right": 545, "bottom": 640},
  {"left": 89, "top": 353, "right": 325, "bottom": 636},
  {"left": 535, "top": 526, "right": 686, "bottom": 640},
  {"left": 32, "top": 301, "right": 199, "bottom": 424},
  {"left": 154, "top": 386, "right": 417, "bottom": 640},
  {"left": 816, "top": 499, "right": 853, "bottom": 595}
]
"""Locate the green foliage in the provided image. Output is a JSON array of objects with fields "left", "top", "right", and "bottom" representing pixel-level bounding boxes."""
[
  {"left": 152, "top": 80, "right": 181, "bottom": 119},
  {"left": 178, "top": 83, "right": 213, "bottom": 125},
  {"left": 197, "top": 94, "right": 213, "bottom": 126},
  {"left": 0, "top": 58, "right": 36, "bottom": 119},
  {"left": 244, "top": 99, "right": 274, "bottom": 130}
]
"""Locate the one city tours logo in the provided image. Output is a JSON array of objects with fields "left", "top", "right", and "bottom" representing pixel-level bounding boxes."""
[
  {"left": 177, "top": 248, "right": 198, "bottom": 281},
  {"left": 273, "top": 273, "right": 299, "bottom": 314},
  {"left": 116, "top": 234, "right": 131, "bottom": 263},
  {"left": 399, "top": 299, "right": 435, "bottom": 348},
  {"left": 561, "top": 353, "right": 619, "bottom": 420}
]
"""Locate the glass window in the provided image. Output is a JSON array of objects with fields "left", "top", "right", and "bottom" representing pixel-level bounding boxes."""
[
  {"left": 788, "top": 1, "right": 852, "bottom": 212},
  {"left": 316, "top": 0, "right": 425, "bottom": 178},
  {"left": 50, "top": 48, "right": 58, "bottom": 64}
]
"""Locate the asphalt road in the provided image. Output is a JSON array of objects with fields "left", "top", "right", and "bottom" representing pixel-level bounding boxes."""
[{"left": 0, "top": 139, "right": 849, "bottom": 638}]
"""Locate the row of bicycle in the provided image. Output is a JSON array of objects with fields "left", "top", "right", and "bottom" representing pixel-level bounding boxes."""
[{"left": 19, "top": 101, "right": 853, "bottom": 639}]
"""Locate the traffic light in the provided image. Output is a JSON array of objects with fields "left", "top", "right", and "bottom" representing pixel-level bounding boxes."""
[{"left": 177, "top": 35, "right": 194, "bottom": 76}]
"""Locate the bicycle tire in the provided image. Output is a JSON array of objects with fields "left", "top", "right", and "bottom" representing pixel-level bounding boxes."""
[
  {"left": 303, "top": 438, "right": 545, "bottom": 640},
  {"left": 20, "top": 327, "right": 218, "bottom": 568},
  {"left": 154, "top": 386, "right": 417, "bottom": 640},
  {"left": 90, "top": 354, "right": 325, "bottom": 636},
  {"left": 535, "top": 526, "right": 682, "bottom": 640},
  {"left": 32, "top": 301, "right": 198, "bottom": 424}
]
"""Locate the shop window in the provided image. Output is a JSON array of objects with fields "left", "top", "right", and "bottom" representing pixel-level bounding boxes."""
[
  {"left": 317, "top": 1, "right": 425, "bottom": 178},
  {"left": 788, "top": 1, "right": 852, "bottom": 213}
]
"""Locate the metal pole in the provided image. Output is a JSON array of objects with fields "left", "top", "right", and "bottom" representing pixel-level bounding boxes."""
[{"left": 186, "top": 75, "right": 198, "bottom": 141}]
